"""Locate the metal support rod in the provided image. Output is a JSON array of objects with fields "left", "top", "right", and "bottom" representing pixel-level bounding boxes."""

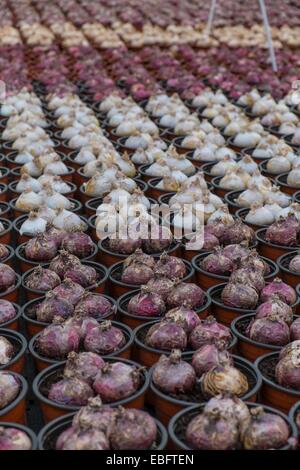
[
  {"left": 204, "top": 0, "right": 217, "bottom": 36},
  {"left": 258, "top": 0, "right": 278, "bottom": 72},
  {"left": 204, "top": 0, "right": 278, "bottom": 73}
]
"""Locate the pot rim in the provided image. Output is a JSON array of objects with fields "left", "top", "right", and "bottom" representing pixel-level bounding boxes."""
[
  {"left": 236, "top": 207, "right": 268, "bottom": 229},
  {"left": 9, "top": 197, "right": 82, "bottom": 214},
  {"left": 230, "top": 312, "right": 290, "bottom": 352},
  {"left": 277, "top": 251, "right": 300, "bottom": 276},
  {"left": 13, "top": 214, "right": 90, "bottom": 237},
  {"left": 288, "top": 400, "right": 300, "bottom": 433},
  {"left": 0, "top": 371, "right": 28, "bottom": 417},
  {"left": 15, "top": 240, "right": 97, "bottom": 265},
  {"left": 207, "top": 283, "right": 256, "bottom": 314},
  {"left": 10, "top": 164, "right": 75, "bottom": 177},
  {"left": 109, "top": 258, "right": 194, "bottom": 289},
  {"left": 0, "top": 244, "right": 14, "bottom": 264},
  {"left": 256, "top": 228, "right": 300, "bottom": 250},
  {"left": 29, "top": 320, "right": 134, "bottom": 365},
  {"left": 117, "top": 289, "right": 211, "bottom": 322},
  {"left": 276, "top": 172, "right": 299, "bottom": 189},
  {"left": 0, "top": 421, "right": 37, "bottom": 450},
  {"left": 21, "top": 261, "right": 108, "bottom": 295},
  {"left": 133, "top": 319, "right": 237, "bottom": 357},
  {"left": 150, "top": 354, "right": 262, "bottom": 407},
  {"left": 0, "top": 328, "right": 27, "bottom": 370},
  {"left": 22, "top": 293, "right": 117, "bottom": 328},
  {"left": 32, "top": 358, "right": 150, "bottom": 411},
  {"left": 255, "top": 351, "right": 300, "bottom": 396},
  {"left": 98, "top": 237, "right": 181, "bottom": 260},
  {"left": 8, "top": 179, "right": 77, "bottom": 196},
  {"left": 168, "top": 401, "right": 298, "bottom": 450},
  {"left": 208, "top": 282, "right": 299, "bottom": 313},
  {"left": 37, "top": 410, "right": 168, "bottom": 450},
  {"left": 0, "top": 218, "right": 12, "bottom": 236},
  {"left": 192, "top": 253, "right": 278, "bottom": 281}
]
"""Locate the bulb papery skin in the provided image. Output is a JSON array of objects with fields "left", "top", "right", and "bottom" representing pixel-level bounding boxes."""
[
  {"left": 201, "top": 363, "right": 249, "bottom": 398},
  {"left": 152, "top": 351, "right": 196, "bottom": 394},
  {"left": 93, "top": 362, "right": 141, "bottom": 403},
  {"left": 166, "top": 282, "right": 205, "bottom": 309},
  {"left": 186, "top": 411, "right": 239, "bottom": 450},
  {"left": 0, "top": 427, "right": 32, "bottom": 450},
  {"left": 48, "top": 376, "right": 94, "bottom": 406},
  {"left": 127, "top": 289, "right": 166, "bottom": 317},
  {"left": 221, "top": 282, "right": 258, "bottom": 309},
  {"left": 260, "top": 279, "right": 297, "bottom": 306},
  {"left": 247, "top": 316, "right": 290, "bottom": 346},
  {"left": 0, "top": 300, "right": 16, "bottom": 325},
  {"left": 109, "top": 408, "right": 157, "bottom": 450},
  {"left": 242, "top": 407, "right": 290, "bottom": 450},
  {"left": 55, "top": 427, "right": 109, "bottom": 450},
  {"left": 0, "top": 372, "right": 20, "bottom": 408},
  {"left": 145, "top": 321, "right": 187, "bottom": 351}
]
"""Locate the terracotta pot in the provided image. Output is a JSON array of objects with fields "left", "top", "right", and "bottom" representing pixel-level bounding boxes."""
[
  {"left": 256, "top": 228, "right": 299, "bottom": 261},
  {"left": 22, "top": 294, "right": 116, "bottom": 338},
  {"left": 255, "top": 352, "right": 300, "bottom": 413},
  {"left": 231, "top": 313, "right": 289, "bottom": 362},
  {"left": 98, "top": 237, "right": 181, "bottom": 268},
  {"left": 37, "top": 411, "right": 167, "bottom": 450},
  {"left": 0, "top": 372, "right": 28, "bottom": 424},
  {"left": 277, "top": 251, "right": 300, "bottom": 288},
  {"left": 117, "top": 289, "right": 211, "bottom": 329},
  {"left": 276, "top": 173, "right": 299, "bottom": 195},
  {"left": 192, "top": 253, "right": 278, "bottom": 290},
  {"left": 0, "top": 329, "right": 27, "bottom": 373},
  {"left": 168, "top": 402, "right": 297, "bottom": 450},
  {"left": 29, "top": 320, "right": 134, "bottom": 371},
  {"left": 0, "top": 422, "right": 37, "bottom": 450},
  {"left": 109, "top": 258, "right": 195, "bottom": 298},
  {"left": 150, "top": 355, "right": 262, "bottom": 425},
  {"left": 33, "top": 358, "right": 150, "bottom": 423},
  {"left": 133, "top": 319, "right": 237, "bottom": 368}
]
